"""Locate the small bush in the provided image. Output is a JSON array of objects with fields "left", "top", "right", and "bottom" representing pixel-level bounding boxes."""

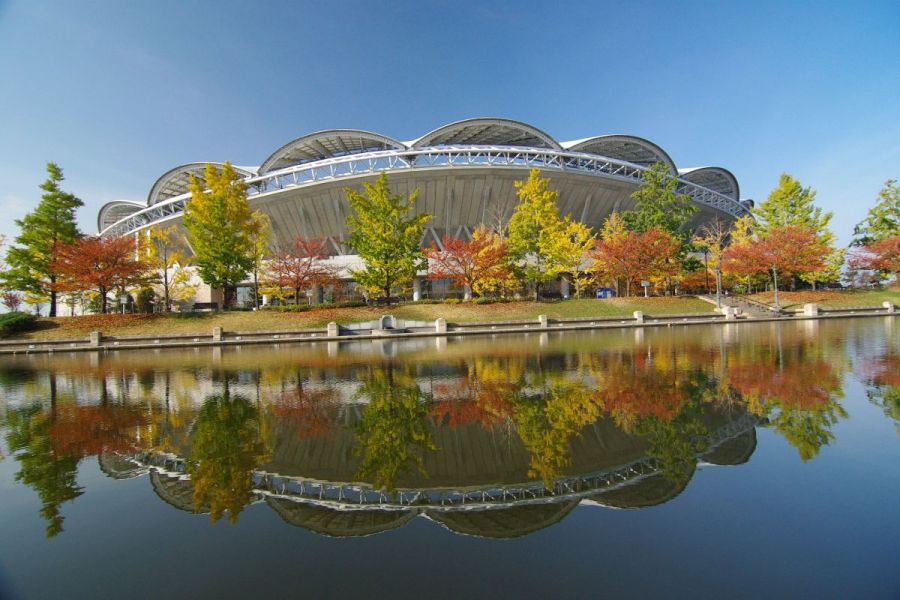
[
  {"left": 0, "top": 311, "right": 37, "bottom": 337},
  {"left": 260, "top": 300, "right": 367, "bottom": 313}
]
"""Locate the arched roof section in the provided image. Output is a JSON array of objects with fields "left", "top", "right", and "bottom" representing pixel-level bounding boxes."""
[
  {"left": 147, "top": 163, "right": 256, "bottom": 206},
  {"left": 679, "top": 167, "right": 740, "bottom": 200},
  {"left": 703, "top": 429, "right": 757, "bottom": 466},
  {"left": 426, "top": 501, "right": 579, "bottom": 539},
  {"left": 98, "top": 200, "right": 144, "bottom": 232},
  {"left": 98, "top": 452, "right": 146, "bottom": 480},
  {"left": 259, "top": 130, "right": 407, "bottom": 174},
  {"left": 563, "top": 135, "right": 677, "bottom": 174},
  {"left": 592, "top": 472, "right": 691, "bottom": 509},
  {"left": 266, "top": 499, "right": 416, "bottom": 537},
  {"left": 412, "top": 117, "right": 561, "bottom": 150},
  {"left": 150, "top": 471, "right": 206, "bottom": 514}
]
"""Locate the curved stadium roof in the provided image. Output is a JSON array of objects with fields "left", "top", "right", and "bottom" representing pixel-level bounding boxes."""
[{"left": 98, "top": 117, "right": 749, "bottom": 241}]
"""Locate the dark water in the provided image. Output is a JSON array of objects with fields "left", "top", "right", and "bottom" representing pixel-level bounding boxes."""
[{"left": 0, "top": 318, "right": 898, "bottom": 599}]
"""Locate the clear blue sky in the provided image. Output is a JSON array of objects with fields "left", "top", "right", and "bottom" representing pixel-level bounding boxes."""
[{"left": 1, "top": 0, "right": 897, "bottom": 246}]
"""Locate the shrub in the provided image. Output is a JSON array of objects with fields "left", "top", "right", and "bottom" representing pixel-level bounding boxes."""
[
  {"left": 0, "top": 311, "right": 37, "bottom": 337},
  {"left": 259, "top": 301, "right": 367, "bottom": 313}
]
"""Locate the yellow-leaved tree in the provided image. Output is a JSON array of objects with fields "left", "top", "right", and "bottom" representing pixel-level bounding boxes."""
[
  {"left": 147, "top": 224, "right": 197, "bottom": 311},
  {"left": 507, "top": 168, "right": 592, "bottom": 299},
  {"left": 183, "top": 162, "right": 267, "bottom": 308}
]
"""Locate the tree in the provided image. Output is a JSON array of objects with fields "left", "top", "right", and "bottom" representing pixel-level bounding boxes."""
[
  {"left": 547, "top": 219, "right": 596, "bottom": 298},
  {"left": 590, "top": 213, "right": 680, "bottom": 296},
  {"left": 693, "top": 218, "right": 730, "bottom": 306},
  {"left": 183, "top": 162, "right": 262, "bottom": 308},
  {"left": 848, "top": 235, "right": 900, "bottom": 284},
  {"left": 622, "top": 162, "right": 697, "bottom": 241},
  {"left": 722, "top": 225, "right": 827, "bottom": 307},
  {"left": 507, "top": 168, "right": 583, "bottom": 298},
  {"left": 265, "top": 236, "right": 338, "bottom": 304},
  {"left": 6, "top": 405, "right": 83, "bottom": 537},
  {"left": 51, "top": 235, "right": 153, "bottom": 314},
  {"left": 851, "top": 179, "right": 899, "bottom": 246},
  {"left": 4, "top": 163, "right": 83, "bottom": 316},
  {"left": 353, "top": 366, "right": 436, "bottom": 492},
  {"left": 426, "top": 225, "right": 511, "bottom": 299},
  {"left": 2, "top": 291, "right": 22, "bottom": 311},
  {"left": 188, "top": 388, "right": 268, "bottom": 524},
  {"left": 146, "top": 225, "right": 196, "bottom": 311},
  {"left": 344, "top": 172, "right": 432, "bottom": 301},
  {"left": 248, "top": 212, "right": 271, "bottom": 309},
  {"left": 754, "top": 174, "right": 841, "bottom": 288}
]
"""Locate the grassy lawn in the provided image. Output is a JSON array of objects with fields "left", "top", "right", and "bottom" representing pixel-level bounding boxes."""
[
  {"left": 13, "top": 296, "right": 714, "bottom": 340},
  {"left": 748, "top": 288, "right": 899, "bottom": 310}
]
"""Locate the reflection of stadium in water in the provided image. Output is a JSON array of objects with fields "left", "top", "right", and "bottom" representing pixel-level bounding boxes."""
[
  {"left": 6, "top": 318, "right": 869, "bottom": 540},
  {"left": 107, "top": 399, "right": 759, "bottom": 539}
]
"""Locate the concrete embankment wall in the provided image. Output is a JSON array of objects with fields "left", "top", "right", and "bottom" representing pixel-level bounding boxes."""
[{"left": 0, "top": 303, "right": 894, "bottom": 355}]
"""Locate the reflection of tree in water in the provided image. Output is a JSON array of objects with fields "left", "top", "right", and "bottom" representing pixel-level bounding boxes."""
[
  {"left": 269, "top": 372, "right": 341, "bottom": 440},
  {"left": 353, "top": 366, "right": 436, "bottom": 492},
  {"left": 728, "top": 357, "right": 846, "bottom": 461},
  {"left": 511, "top": 378, "right": 601, "bottom": 489},
  {"left": 595, "top": 358, "right": 691, "bottom": 432},
  {"left": 630, "top": 389, "right": 709, "bottom": 487},
  {"left": 187, "top": 384, "right": 269, "bottom": 524},
  {"left": 429, "top": 358, "right": 518, "bottom": 430},
  {"left": 860, "top": 353, "right": 900, "bottom": 432},
  {"left": 6, "top": 404, "right": 83, "bottom": 538},
  {"left": 3, "top": 375, "right": 145, "bottom": 537}
]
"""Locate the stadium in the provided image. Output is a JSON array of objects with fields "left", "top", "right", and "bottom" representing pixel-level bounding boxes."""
[{"left": 97, "top": 117, "right": 752, "bottom": 304}]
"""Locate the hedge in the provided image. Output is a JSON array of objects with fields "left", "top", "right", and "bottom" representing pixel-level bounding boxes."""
[{"left": 0, "top": 311, "right": 37, "bottom": 337}]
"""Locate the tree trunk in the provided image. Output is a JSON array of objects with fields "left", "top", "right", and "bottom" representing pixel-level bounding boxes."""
[
  {"left": 100, "top": 288, "right": 108, "bottom": 314},
  {"left": 49, "top": 276, "right": 57, "bottom": 317},
  {"left": 294, "top": 288, "right": 300, "bottom": 305},
  {"left": 254, "top": 270, "right": 260, "bottom": 309},
  {"left": 163, "top": 267, "right": 170, "bottom": 312}
]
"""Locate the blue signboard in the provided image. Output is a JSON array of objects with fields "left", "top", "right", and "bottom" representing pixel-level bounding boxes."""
[{"left": 595, "top": 288, "right": 615, "bottom": 299}]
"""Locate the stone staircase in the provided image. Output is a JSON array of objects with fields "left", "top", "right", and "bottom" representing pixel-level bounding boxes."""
[{"left": 699, "top": 294, "right": 781, "bottom": 318}]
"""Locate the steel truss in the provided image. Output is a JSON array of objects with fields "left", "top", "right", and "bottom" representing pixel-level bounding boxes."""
[{"left": 101, "top": 146, "right": 750, "bottom": 237}]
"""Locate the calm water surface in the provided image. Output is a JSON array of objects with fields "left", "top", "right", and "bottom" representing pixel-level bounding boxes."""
[{"left": 0, "top": 318, "right": 898, "bottom": 599}]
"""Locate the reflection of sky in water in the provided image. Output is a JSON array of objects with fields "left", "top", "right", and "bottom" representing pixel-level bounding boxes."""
[{"left": 0, "top": 318, "right": 897, "bottom": 599}]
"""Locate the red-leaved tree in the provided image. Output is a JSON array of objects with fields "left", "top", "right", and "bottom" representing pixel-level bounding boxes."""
[
  {"left": 426, "top": 226, "right": 510, "bottom": 299},
  {"left": 722, "top": 225, "right": 827, "bottom": 305},
  {"left": 52, "top": 235, "right": 153, "bottom": 313},
  {"left": 848, "top": 235, "right": 900, "bottom": 284},
  {"left": 265, "top": 237, "right": 338, "bottom": 304},
  {"left": 590, "top": 215, "right": 680, "bottom": 296},
  {"left": 1, "top": 291, "right": 23, "bottom": 311}
]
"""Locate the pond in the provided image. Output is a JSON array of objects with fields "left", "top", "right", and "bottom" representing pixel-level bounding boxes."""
[{"left": 0, "top": 318, "right": 898, "bottom": 599}]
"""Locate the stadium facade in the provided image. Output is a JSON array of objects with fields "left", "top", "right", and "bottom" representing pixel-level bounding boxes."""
[{"left": 97, "top": 117, "right": 752, "bottom": 304}]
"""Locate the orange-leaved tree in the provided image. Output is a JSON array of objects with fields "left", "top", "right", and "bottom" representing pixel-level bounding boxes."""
[
  {"left": 722, "top": 225, "right": 827, "bottom": 306},
  {"left": 426, "top": 225, "right": 511, "bottom": 299},
  {"left": 590, "top": 213, "right": 680, "bottom": 296},
  {"left": 265, "top": 236, "right": 338, "bottom": 304},
  {"left": 847, "top": 235, "right": 900, "bottom": 284},
  {"left": 52, "top": 235, "right": 154, "bottom": 313}
]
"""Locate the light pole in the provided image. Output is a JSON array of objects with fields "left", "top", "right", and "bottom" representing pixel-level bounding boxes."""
[{"left": 715, "top": 268, "right": 722, "bottom": 309}]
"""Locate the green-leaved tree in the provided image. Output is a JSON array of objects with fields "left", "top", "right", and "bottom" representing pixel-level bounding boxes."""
[
  {"left": 183, "top": 162, "right": 266, "bottom": 308},
  {"left": 4, "top": 163, "right": 83, "bottom": 316},
  {"left": 622, "top": 162, "right": 697, "bottom": 242},
  {"left": 344, "top": 172, "right": 432, "bottom": 301},
  {"left": 754, "top": 174, "right": 842, "bottom": 288},
  {"left": 852, "top": 179, "right": 899, "bottom": 246}
]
